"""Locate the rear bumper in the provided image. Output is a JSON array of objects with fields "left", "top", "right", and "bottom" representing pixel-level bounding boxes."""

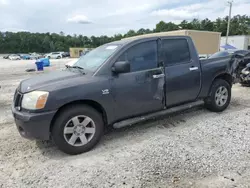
[{"left": 12, "top": 106, "right": 57, "bottom": 140}]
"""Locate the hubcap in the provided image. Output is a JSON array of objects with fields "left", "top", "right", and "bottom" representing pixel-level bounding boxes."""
[
  {"left": 63, "top": 115, "right": 96, "bottom": 146},
  {"left": 215, "top": 86, "right": 228, "bottom": 107}
]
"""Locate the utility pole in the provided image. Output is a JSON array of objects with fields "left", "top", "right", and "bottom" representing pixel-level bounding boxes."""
[{"left": 226, "top": 1, "right": 233, "bottom": 45}]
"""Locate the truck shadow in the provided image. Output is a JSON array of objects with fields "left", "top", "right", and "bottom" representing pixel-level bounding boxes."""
[
  {"left": 35, "top": 103, "right": 247, "bottom": 159},
  {"left": 35, "top": 106, "right": 203, "bottom": 158}
]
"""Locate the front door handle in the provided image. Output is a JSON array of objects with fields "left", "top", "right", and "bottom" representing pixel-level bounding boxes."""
[
  {"left": 189, "top": 67, "right": 198, "bottom": 71},
  {"left": 153, "top": 74, "right": 165, "bottom": 79}
]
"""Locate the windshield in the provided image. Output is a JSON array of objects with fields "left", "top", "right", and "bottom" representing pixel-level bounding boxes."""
[{"left": 74, "top": 44, "right": 120, "bottom": 72}]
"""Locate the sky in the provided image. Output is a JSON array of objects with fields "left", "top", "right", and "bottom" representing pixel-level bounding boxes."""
[{"left": 0, "top": 0, "right": 250, "bottom": 36}]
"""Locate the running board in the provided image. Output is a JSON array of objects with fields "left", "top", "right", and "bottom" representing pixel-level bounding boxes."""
[{"left": 113, "top": 100, "right": 204, "bottom": 129}]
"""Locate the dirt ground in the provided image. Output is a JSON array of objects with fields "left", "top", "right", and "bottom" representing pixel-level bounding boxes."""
[{"left": 0, "top": 59, "right": 250, "bottom": 188}]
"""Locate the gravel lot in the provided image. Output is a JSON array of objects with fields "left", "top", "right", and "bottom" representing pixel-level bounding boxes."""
[{"left": 0, "top": 58, "right": 250, "bottom": 188}]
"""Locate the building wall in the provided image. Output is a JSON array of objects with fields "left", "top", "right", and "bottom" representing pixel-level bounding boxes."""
[
  {"left": 186, "top": 30, "right": 221, "bottom": 54},
  {"left": 123, "top": 30, "right": 221, "bottom": 54},
  {"left": 69, "top": 47, "right": 87, "bottom": 58},
  {"left": 220, "top": 35, "right": 250, "bottom": 50},
  {"left": 247, "top": 37, "right": 250, "bottom": 50}
]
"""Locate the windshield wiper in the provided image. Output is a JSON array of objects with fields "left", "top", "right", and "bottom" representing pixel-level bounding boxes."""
[{"left": 65, "top": 65, "right": 85, "bottom": 74}]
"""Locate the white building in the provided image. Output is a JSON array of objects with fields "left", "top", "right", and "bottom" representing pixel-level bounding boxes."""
[{"left": 221, "top": 35, "right": 250, "bottom": 50}]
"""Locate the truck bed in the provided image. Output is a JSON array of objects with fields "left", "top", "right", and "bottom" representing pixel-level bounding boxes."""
[{"left": 199, "top": 55, "right": 235, "bottom": 97}]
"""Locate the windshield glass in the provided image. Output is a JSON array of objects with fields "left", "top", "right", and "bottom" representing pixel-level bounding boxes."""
[{"left": 74, "top": 44, "right": 120, "bottom": 72}]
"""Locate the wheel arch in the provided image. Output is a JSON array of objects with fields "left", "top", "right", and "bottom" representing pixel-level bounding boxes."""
[
  {"left": 213, "top": 73, "right": 233, "bottom": 87},
  {"left": 50, "top": 100, "right": 108, "bottom": 132},
  {"left": 207, "top": 72, "right": 233, "bottom": 97}
]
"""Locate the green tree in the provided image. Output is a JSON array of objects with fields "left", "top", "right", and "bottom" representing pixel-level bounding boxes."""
[
  {"left": 200, "top": 18, "right": 214, "bottom": 31},
  {"left": 0, "top": 15, "right": 249, "bottom": 53},
  {"left": 125, "top": 30, "right": 137, "bottom": 37}
]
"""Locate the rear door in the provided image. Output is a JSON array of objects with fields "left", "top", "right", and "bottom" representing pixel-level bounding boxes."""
[
  {"left": 161, "top": 38, "right": 201, "bottom": 106},
  {"left": 111, "top": 39, "right": 165, "bottom": 120}
]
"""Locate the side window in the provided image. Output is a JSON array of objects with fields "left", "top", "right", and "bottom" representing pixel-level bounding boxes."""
[
  {"left": 117, "top": 41, "right": 157, "bottom": 72},
  {"left": 162, "top": 39, "right": 191, "bottom": 65}
]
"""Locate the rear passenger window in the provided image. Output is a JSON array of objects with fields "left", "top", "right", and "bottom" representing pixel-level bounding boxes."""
[
  {"left": 117, "top": 41, "right": 157, "bottom": 72},
  {"left": 162, "top": 39, "right": 190, "bottom": 65}
]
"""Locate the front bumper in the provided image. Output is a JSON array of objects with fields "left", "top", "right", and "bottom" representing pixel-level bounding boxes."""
[{"left": 12, "top": 106, "right": 57, "bottom": 140}]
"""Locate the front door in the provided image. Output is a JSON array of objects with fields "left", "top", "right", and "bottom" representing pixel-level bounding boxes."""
[
  {"left": 161, "top": 38, "right": 201, "bottom": 106},
  {"left": 111, "top": 40, "right": 165, "bottom": 120}
]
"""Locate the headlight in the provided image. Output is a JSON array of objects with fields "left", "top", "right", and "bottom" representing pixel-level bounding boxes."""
[{"left": 21, "top": 91, "right": 49, "bottom": 110}]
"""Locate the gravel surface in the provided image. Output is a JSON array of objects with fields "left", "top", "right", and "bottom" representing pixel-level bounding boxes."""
[{"left": 0, "top": 59, "right": 250, "bottom": 188}]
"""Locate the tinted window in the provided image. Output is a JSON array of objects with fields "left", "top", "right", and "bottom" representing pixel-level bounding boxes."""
[
  {"left": 162, "top": 39, "right": 190, "bottom": 65},
  {"left": 117, "top": 41, "right": 157, "bottom": 72}
]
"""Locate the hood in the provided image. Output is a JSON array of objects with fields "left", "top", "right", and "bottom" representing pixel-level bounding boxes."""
[{"left": 19, "top": 70, "right": 84, "bottom": 93}]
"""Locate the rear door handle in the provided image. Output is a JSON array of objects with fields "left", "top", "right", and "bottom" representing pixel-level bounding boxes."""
[
  {"left": 153, "top": 74, "right": 165, "bottom": 79},
  {"left": 189, "top": 67, "right": 198, "bottom": 71}
]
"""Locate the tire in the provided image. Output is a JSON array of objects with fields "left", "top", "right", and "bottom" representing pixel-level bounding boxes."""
[
  {"left": 52, "top": 105, "right": 104, "bottom": 155},
  {"left": 57, "top": 56, "right": 61, "bottom": 59},
  {"left": 204, "top": 79, "right": 231, "bottom": 112}
]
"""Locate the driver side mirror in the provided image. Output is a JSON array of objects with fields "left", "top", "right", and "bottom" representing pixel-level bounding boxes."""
[{"left": 112, "top": 61, "right": 130, "bottom": 74}]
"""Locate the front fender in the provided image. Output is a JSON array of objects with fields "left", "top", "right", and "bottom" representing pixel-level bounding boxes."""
[{"left": 45, "top": 81, "right": 116, "bottom": 125}]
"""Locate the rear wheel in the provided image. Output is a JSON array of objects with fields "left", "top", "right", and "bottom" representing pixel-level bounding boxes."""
[
  {"left": 52, "top": 105, "right": 104, "bottom": 155},
  {"left": 204, "top": 79, "right": 231, "bottom": 112}
]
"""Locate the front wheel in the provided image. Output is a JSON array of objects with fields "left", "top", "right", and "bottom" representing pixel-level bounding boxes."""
[
  {"left": 52, "top": 105, "right": 104, "bottom": 155},
  {"left": 204, "top": 79, "right": 231, "bottom": 112}
]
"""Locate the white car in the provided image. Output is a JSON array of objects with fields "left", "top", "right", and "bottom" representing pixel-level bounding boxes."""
[
  {"left": 46, "top": 52, "right": 64, "bottom": 59},
  {"left": 9, "top": 54, "right": 21, "bottom": 60}
]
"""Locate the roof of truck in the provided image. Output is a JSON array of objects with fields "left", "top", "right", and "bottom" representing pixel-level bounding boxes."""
[{"left": 108, "top": 35, "right": 189, "bottom": 46}]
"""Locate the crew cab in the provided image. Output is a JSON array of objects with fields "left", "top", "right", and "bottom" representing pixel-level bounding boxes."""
[{"left": 12, "top": 36, "right": 234, "bottom": 155}]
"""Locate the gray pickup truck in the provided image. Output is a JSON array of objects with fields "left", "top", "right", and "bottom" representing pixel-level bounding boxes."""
[{"left": 12, "top": 36, "right": 235, "bottom": 155}]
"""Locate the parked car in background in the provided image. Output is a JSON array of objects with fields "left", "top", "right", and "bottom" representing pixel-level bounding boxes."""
[
  {"left": 20, "top": 54, "right": 31, "bottom": 60},
  {"left": 46, "top": 52, "right": 64, "bottom": 59},
  {"left": 30, "top": 53, "right": 43, "bottom": 60},
  {"left": 12, "top": 36, "right": 236, "bottom": 155},
  {"left": 43, "top": 53, "right": 50, "bottom": 58},
  {"left": 3, "top": 54, "right": 10, "bottom": 59},
  {"left": 9, "top": 54, "right": 21, "bottom": 60},
  {"left": 62, "top": 52, "right": 70, "bottom": 58}
]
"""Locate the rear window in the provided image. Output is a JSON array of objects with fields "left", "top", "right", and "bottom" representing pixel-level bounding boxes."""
[{"left": 162, "top": 39, "right": 191, "bottom": 65}]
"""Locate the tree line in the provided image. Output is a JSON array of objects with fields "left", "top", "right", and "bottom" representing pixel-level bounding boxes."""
[{"left": 0, "top": 15, "right": 249, "bottom": 53}]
